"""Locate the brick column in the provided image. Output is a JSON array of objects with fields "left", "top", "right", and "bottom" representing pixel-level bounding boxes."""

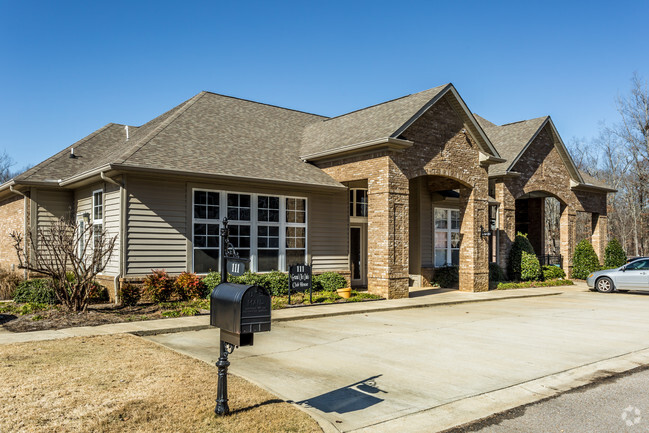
[
  {"left": 495, "top": 181, "right": 515, "bottom": 277},
  {"left": 366, "top": 158, "right": 410, "bottom": 299},
  {"left": 560, "top": 204, "right": 576, "bottom": 277},
  {"left": 458, "top": 183, "right": 489, "bottom": 292},
  {"left": 591, "top": 213, "right": 607, "bottom": 265}
]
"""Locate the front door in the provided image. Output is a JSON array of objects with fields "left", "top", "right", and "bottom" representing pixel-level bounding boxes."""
[{"left": 350, "top": 224, "right": 367, "bottom": 287}]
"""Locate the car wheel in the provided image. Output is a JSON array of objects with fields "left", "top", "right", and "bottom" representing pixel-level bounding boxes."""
[{"left": 596, "top": 277, "right": 615, "bottom": 293}]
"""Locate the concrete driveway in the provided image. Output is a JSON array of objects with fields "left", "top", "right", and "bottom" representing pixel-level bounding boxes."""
[{"left": 146, "top": 286, "right": 649, "bottom": 432}]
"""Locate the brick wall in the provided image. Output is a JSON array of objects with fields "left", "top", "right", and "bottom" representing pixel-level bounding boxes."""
[
  {"left": 0, "top": 195, "right": 25, "bottom": 273},
  {"left": 320, "top": 95, "right": 490, "bottom": 296},
  {"left": 497, "top": 124, "right": 610, "bottom": 275}
]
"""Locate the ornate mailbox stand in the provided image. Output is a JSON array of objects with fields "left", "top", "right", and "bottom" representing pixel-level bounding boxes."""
[{"left": 211, "top": 217, "right": 271, "bottom": 416}]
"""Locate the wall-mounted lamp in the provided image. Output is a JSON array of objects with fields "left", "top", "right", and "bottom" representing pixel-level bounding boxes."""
[
  {"left": 480, "top": 225, "right": 491, "bottom": 237},
  {"left": 82, "top": 213, "right": 90, "bottom": 224}
]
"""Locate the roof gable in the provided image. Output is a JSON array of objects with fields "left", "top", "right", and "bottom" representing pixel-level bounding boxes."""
[{"left": 301, "top": 84, "right": 501, "bottom": 161}]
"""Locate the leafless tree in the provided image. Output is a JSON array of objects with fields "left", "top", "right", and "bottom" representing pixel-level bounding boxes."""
[
  {"left": 570, "top": 74, "right": 649, "bottom": 257},
  {"left": 0, "top": 151, "right": 15, "bottom": 183},
  {"left": 11, "top": 218, "right": 116, "bottom": 312}
]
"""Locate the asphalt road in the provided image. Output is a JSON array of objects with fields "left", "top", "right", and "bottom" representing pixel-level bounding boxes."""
[{"left": 445, "top": 366, "right": 649, "bottom": 433}]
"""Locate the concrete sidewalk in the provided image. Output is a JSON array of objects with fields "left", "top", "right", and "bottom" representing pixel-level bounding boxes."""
[
  {"left": 146, "top": 285, "right": 649, "bottom": 433},
  {"left": 0, "top": 285, "right": 564, "bottom": 344}
]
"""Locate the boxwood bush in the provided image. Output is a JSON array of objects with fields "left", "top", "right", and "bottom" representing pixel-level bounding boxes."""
[
  {"left": 432, "top": 266, "right": 459, "bottom": 288},
  {"left": 520, "top": 251, "right": 542, "bottom": 281},
  {"left": 572, "top": 239, "right": 601, "bottom": 279},
  {"left": 312, "top": 272, "right": 347, "bottom": 292},
  {"left": 201, "top": 270, "right": 347, "bottom": 296},
  {"left": 604, "top": 238, "right": 626, "bottom": 268},
  {"left": 508, "top": 232, "right": 539, "bottom": 281},
  {"left": 542, "top": 265, "right": 566, "bottom": 280},
  {"left": 13, "top": 279, "right": 59, "bottom": 304}
]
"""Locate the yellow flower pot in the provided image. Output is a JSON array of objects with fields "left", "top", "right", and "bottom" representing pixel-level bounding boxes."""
[{"left": 337, "top": 288, "right": 352, "bottom": 299}]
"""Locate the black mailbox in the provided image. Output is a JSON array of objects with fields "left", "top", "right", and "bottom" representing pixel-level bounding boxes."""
[{"left": 210, "top": 283, "right": 271, "bottom": 346}]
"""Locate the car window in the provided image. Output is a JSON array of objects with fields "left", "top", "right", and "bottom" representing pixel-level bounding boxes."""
[
  {"left": 637, "top": 260, "right": 649, "bottom": 270},
  {"left": 628, "top": 260, "right": 649, "bottom": 270}
]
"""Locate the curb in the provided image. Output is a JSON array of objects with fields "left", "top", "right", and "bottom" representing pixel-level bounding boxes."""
[{"left": 132, "top": 291, "right": 562, "bottom": 337}]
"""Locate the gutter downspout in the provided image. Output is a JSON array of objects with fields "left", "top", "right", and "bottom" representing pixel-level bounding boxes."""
[
  {"left": 100, "top": 171, "right": 124, "bottom": 303},
  {"left": 9, "top": 185, "right": 29, "bottom": 279},
  {"left": 100, "top": 171, "right": 123, "bottom": 188}
]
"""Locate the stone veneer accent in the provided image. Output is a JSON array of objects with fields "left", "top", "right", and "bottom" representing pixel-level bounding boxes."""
[
  {"left": 495, "top": 124, "right": 609, "bottom": 277},
  {"left": 320, "top": 95, "right": 490, "bottom": 297}
]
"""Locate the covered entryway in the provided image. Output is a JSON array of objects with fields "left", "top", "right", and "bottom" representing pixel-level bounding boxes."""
[{"left": 409, "top": 173, "right": 490, "bottom": 292}]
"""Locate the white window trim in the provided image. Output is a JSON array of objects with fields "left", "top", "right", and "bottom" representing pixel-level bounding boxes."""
[
  {"left": 434, "top": 207, "right": 460, "bottom": 267},
  {"left": 349, "top": 188, "right": 368, "bottom": 221},
  {"left": 191, "top": 188, "right": 308, "bottom": 273},
  {"left": 92, "top": 189, "right": 103, "bottom": 226}
]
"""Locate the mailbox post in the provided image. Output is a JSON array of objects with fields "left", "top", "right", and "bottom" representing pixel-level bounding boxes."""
[{"left": 211, "top": 217, "right": 271, "bottom": 416}]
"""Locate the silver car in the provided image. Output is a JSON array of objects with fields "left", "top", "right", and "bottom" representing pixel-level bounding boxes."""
[{"left": 586, "top": 258, "right": 649, "bottom": 293}]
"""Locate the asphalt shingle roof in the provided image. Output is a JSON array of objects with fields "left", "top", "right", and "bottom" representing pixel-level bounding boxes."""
[
  {"left": 474, "top": 115, "right": 548, "bottom": 176},
  {"left": 17, "top": 92, "right": 343, "bottom": 188},
  {"left": 301, "top": 84, "right": 449, "bottom": 157}
]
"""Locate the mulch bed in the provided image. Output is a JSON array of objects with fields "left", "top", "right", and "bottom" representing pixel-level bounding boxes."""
[{"left": 1, "top": 303, "right": 203, "bottom": 333}]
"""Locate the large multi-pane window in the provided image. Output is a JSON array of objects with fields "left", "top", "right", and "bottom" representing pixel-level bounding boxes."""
[
  {"left": 285, "top": 198, "right": 306, "bottom": 267},
  {"left": 193, "top": 191, "right": 221, "bottom": 273},
  {"left": 257, "top": 195, "right": 280, "bottom": 272},
  {"left": 227, "top": 194, "right": 251, "bottom": 259},
  {"left": 434, "top": 208, "right": 460, "bottom": 267},
  {"left": 192, "top": 190, "right": 307, "bottom": 273}
]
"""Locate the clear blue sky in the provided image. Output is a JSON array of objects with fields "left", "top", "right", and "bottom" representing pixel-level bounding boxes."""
[{"left": 1, "top": 0, "right": 647, "bottom": 170}]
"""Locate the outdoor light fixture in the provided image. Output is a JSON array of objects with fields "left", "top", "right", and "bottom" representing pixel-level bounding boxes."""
[
  {"left": 82, "top": 213, "right": 90, "bottom": 224},
  {"left": 480, "top": 225, "right": 491, "bottom": 237}
]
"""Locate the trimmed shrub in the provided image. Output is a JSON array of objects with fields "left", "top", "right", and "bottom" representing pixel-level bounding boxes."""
[
  {"left": 142, "top": 269, "right": 175, "bottom": 302},
  {"left": 508, "top": 232, "right": 537, "bottom": 281},
  {"left": 542, "top": 265, "right": 566, "bottom": 280},
  {"left": 174, "top": 272, "right": 208, "bottom": 300},
  {"left": 604, "top": 238, "right": 627, "bottom": 268},
  {"left": 119, "top": 283, "right": 141, "bottom": 306},
  {"left": 230, "top": 270, "right": 265, "bottom": 287},
  {"left": 202, "top": 272, "right": 221, "bottom": 292},
  {"left": 88, "top": 282, "right": 109, "bottom": 303},
  {"left": 261, "top": 271, "right": 290, "bottom": 296},
  {"left": 489, "top": 263, "right": 506, "bottom": 282},
  {"left": 496, "top": 279, "right": 574, "bottom": 290},
  {"left": 432, "top": 266, "right": 459, "bottom": 288},
  {"left": 0, "top": 268, "right": 22, "bottom": 300},
  {"left": 520, "top": 251, "right": 542, "bottom": 281},
  {"left": 13, "top": 279, "right": 58, "bottom": 304},
  {"left": 313, "top": 272, "right": 347, "bottom": 292},
  {"left": 572, "top": 240, "right": 601, "bottom": 279}
]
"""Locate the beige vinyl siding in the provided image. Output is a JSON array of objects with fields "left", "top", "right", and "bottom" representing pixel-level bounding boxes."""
[
  {"left": 309, "top": 190, "right": 348, "bottom": 271},
  {"left": 33, "top": 188, "right": 73, "bottom": 264},
  {"left": 104, "top": 182, "right": 121, "bottom": 275},
  {"left": 35, "top": 188, "right": 73, "bottom": 229},
  {"left": 73, "top": 182, "right": 121, "bottom": 276},
  {"left": 126, "top": 177, "right": 187, "bottom": 276}
]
